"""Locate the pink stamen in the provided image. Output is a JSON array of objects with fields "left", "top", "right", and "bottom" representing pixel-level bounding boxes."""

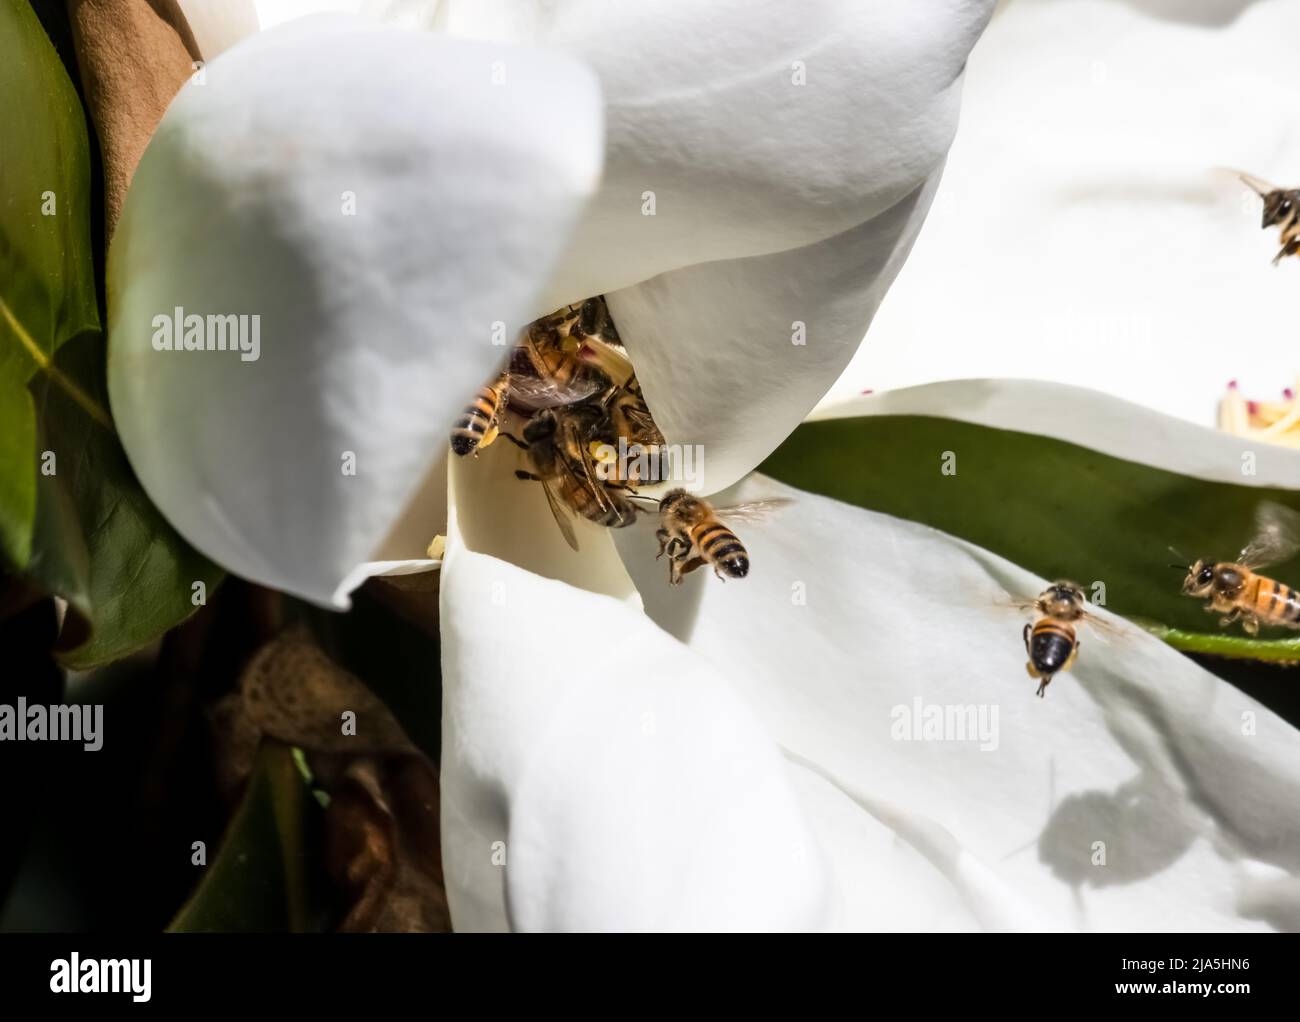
[
  {"left": 1248, "top": 401, "right": 1260, "bottom": 415},
  {"left": 1285, "top": 388, "right": 1295, "bottom": 401},
  {"left": 1227, "top": 379, "right": 1239, "bottom": 389},
  {"left": 860, "top": 388, "right": 874, "bottom": 395}
]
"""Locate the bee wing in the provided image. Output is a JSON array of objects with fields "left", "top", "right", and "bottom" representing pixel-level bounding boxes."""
[
  {"left": 1238, "top": 501, "right": 1300, "bottom": 570},
  {"left": 1078, "top": 610, "right": 1121, "bottom": 645},
  {"left": 507, "top": 370, "right": 604, "bottom": 409},
  {"left": 538, "top": 476, "right": 580, "bottom": 552},
  {"left": 710, "top": 498, "right": 795, "bottom": 525},
  {"left": 992, "top": 597, "right": 1040, "bottom": 614}
]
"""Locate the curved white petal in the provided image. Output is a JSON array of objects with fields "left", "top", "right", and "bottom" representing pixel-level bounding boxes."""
[
  {"left": 438, "top": 495, "right": 827, "bottom": 931},
  {"left": 828, "top": 0, "right": 1300, "bottom": 426},
  {"left": 611, "top": 172, "right": 943, "bottom": 496},
  {"left": 421, "top": 1, "right": 996, "bottom": 495},
  {"left": 522, "top": 0, "right": 998, "bottom": 303},
  {"left": 107, "top": 17, "right": 602, "bottom": 607},
  {"left": 812, "top": 379, "right": 1300, "bottom": 490},
  {"left": 177, "top": 0, "right": 261, "bottom": 57},
  {"left": 614, "top": 474, "right": 1300, "bottom": 930}
]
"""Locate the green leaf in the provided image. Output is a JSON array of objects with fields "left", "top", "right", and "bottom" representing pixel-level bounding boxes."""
[
  {"left": 169, "top": 742, "right": 329, "bottom": 933},
  {"left": 761, "top": 415, "right": 1300, "bottom": 657},
  {"left": 41, "top": 336, "right": 225, "bottom": 668},
  {"left": 0, "top": 0, "right": 223, "bottom": 666},
  {"left": 0, "top": 0, "right": 100, "bottom": 566}
]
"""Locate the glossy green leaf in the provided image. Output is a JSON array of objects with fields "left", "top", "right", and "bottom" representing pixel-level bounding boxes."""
[
  {"left": 42, "top": 336, "right": 225, "bottom": 667},
  {"left": 0, "top": 0, "right": 99, "bottom": 566},
  {"left": 169, "top": 742, "right": 329, "bottom": 933},
  {"left": 761, "top": 414, "right": 1300, "bottom": 657},
  {"left": 0, "top": 0, "right": 222, "bottom": 666}
]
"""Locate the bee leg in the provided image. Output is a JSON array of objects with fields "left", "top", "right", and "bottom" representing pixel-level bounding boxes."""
[
  {"left": 1217, "top": 609, "right": 1240, "bottom": 629},
  {"left": 1036, "top": 674, "right": 1053, "bottom": 698},
  {"left": 1243, "top": 614, "right": 1260, "bottom": 637},
  {"left": 655, "top": 528, "right": 670, "bottom": 560},
  {"left": 515, "top": 470, "right": 543, "bottom": 482},
  {"left": 501, "top": 432, "right": 530, "bottom": 451},
  {"left": 1022, "top": 623, "right": 1031, "bottom": 654}
]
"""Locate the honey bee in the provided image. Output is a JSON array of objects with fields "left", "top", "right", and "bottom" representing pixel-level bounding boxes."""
[
  {"left": 1240, "top": 173, "right": 1300, "bottom": 265},
  {"left": 1178, "top": 502, "right": 1300, "bottom": 634},
  {"left": 1020, "top": 582, "right": 1092, "bottom": 698},
  {"left": 505, "top": 403, "right": 642, "bottom": 551},
  {"left": 656, "top": 489, "right": 790, "bottom": 585},
  {"left": 509, "top": 297, "right": 633, "bottom": 412},
  {"left": 451, "top": 296, "right": 637, "bottom": 457},
  {"left": 449, "top": 372, "right": 510, "bottom": 457},
  {"left": 596, "top": 378, "right": 667, "bottom": 485}
]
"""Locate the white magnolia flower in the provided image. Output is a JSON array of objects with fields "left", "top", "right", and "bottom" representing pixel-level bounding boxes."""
[{"left": 106, "top": 0, "right": 1300, "bottom": 931}]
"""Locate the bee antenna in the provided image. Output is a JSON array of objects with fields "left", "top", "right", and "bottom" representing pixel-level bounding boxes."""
[
  {"left": 1167, "top": 563, "right": 1188, "bottom": 571},
  {"left": 1239, "top": 172, "right": 1270, "bottom": 197}
]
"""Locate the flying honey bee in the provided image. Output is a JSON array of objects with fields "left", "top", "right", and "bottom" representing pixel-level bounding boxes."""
[
  {"left": 505, "top": 403, "right": 643, "bottom": 550},
  {"left": 1240, "top": 173, "right": 1300, "bottom": 265},
  {"left": 1019, "top": 582, "right": 1091, "bottom": 698},
  {"left": 656, "top": 489, "right": 790, "bottom": 585},
  {"left": 449, "top": 371, "right": 510, "bottom": 457},
  {"left": 1178, "top": 502, "right": 1300, "bottom": 634}
]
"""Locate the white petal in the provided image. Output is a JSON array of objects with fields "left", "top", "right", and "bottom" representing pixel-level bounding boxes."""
[
  {"left": 610, "top": 172, "right": 943, "bottom": 496},
  {"left": 177, "top": 0, "right": 261, "bottom": 57},
  {"left": 615, "top": 475, "right": 1300, "bottom": 930},
  {"left": 435, "top": 0, "right": 996, "bottom": 299},
  {"left": 438, "top": 507, "right": 828, "bottom": 931},
  {"left": 252, "top": 0, "right": 366, "bottom": 32},
  {"left": 107, "top": 17, "right": 603, "bottom": 607},
  {"left": 812, "top": 379, "right": 1300, "bottom": 490},
  {"left": 401, "top": 2, "right": 994, "bottom": 499},
  {"left": 828, "top": 0, "right": 1300, "bottom": 426}
]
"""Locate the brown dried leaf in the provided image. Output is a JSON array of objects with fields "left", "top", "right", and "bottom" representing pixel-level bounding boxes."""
[
  {"left": 65, "top": 0, "right": 201, "bottom": 234},
  {"left": 240, "top": 626, "right": 423, "bottom": 759},
  {"left": 325, "top": 759, "right": 450, "bottom": 933},
  {"left": 221, "top": 628, "right": 450, "bottom": 931}
]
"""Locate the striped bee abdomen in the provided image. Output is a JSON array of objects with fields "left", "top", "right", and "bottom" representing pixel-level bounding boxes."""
[
  {"left": 1251, "top": 575, "right": 1300, "bottom": 626},
  {"left": 693, "top": 521, "right": 750, "bottom": 579},
  {"left": 450, "top": 378, "right": 505, "bottom": 456},
  {"left": 1028, "top": 619, "right": 1076, "bottom": 675}
]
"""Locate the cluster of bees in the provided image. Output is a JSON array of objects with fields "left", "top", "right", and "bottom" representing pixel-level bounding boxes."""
[
  {"left": 450, "top": 297, "right": 784, "bottom": 585},
  {"left": 448, "top": 176, "right": 1300, "bottom": 692},
  {"left": 1025, "top": 503, "right": 1300, "bottom": 696}
]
